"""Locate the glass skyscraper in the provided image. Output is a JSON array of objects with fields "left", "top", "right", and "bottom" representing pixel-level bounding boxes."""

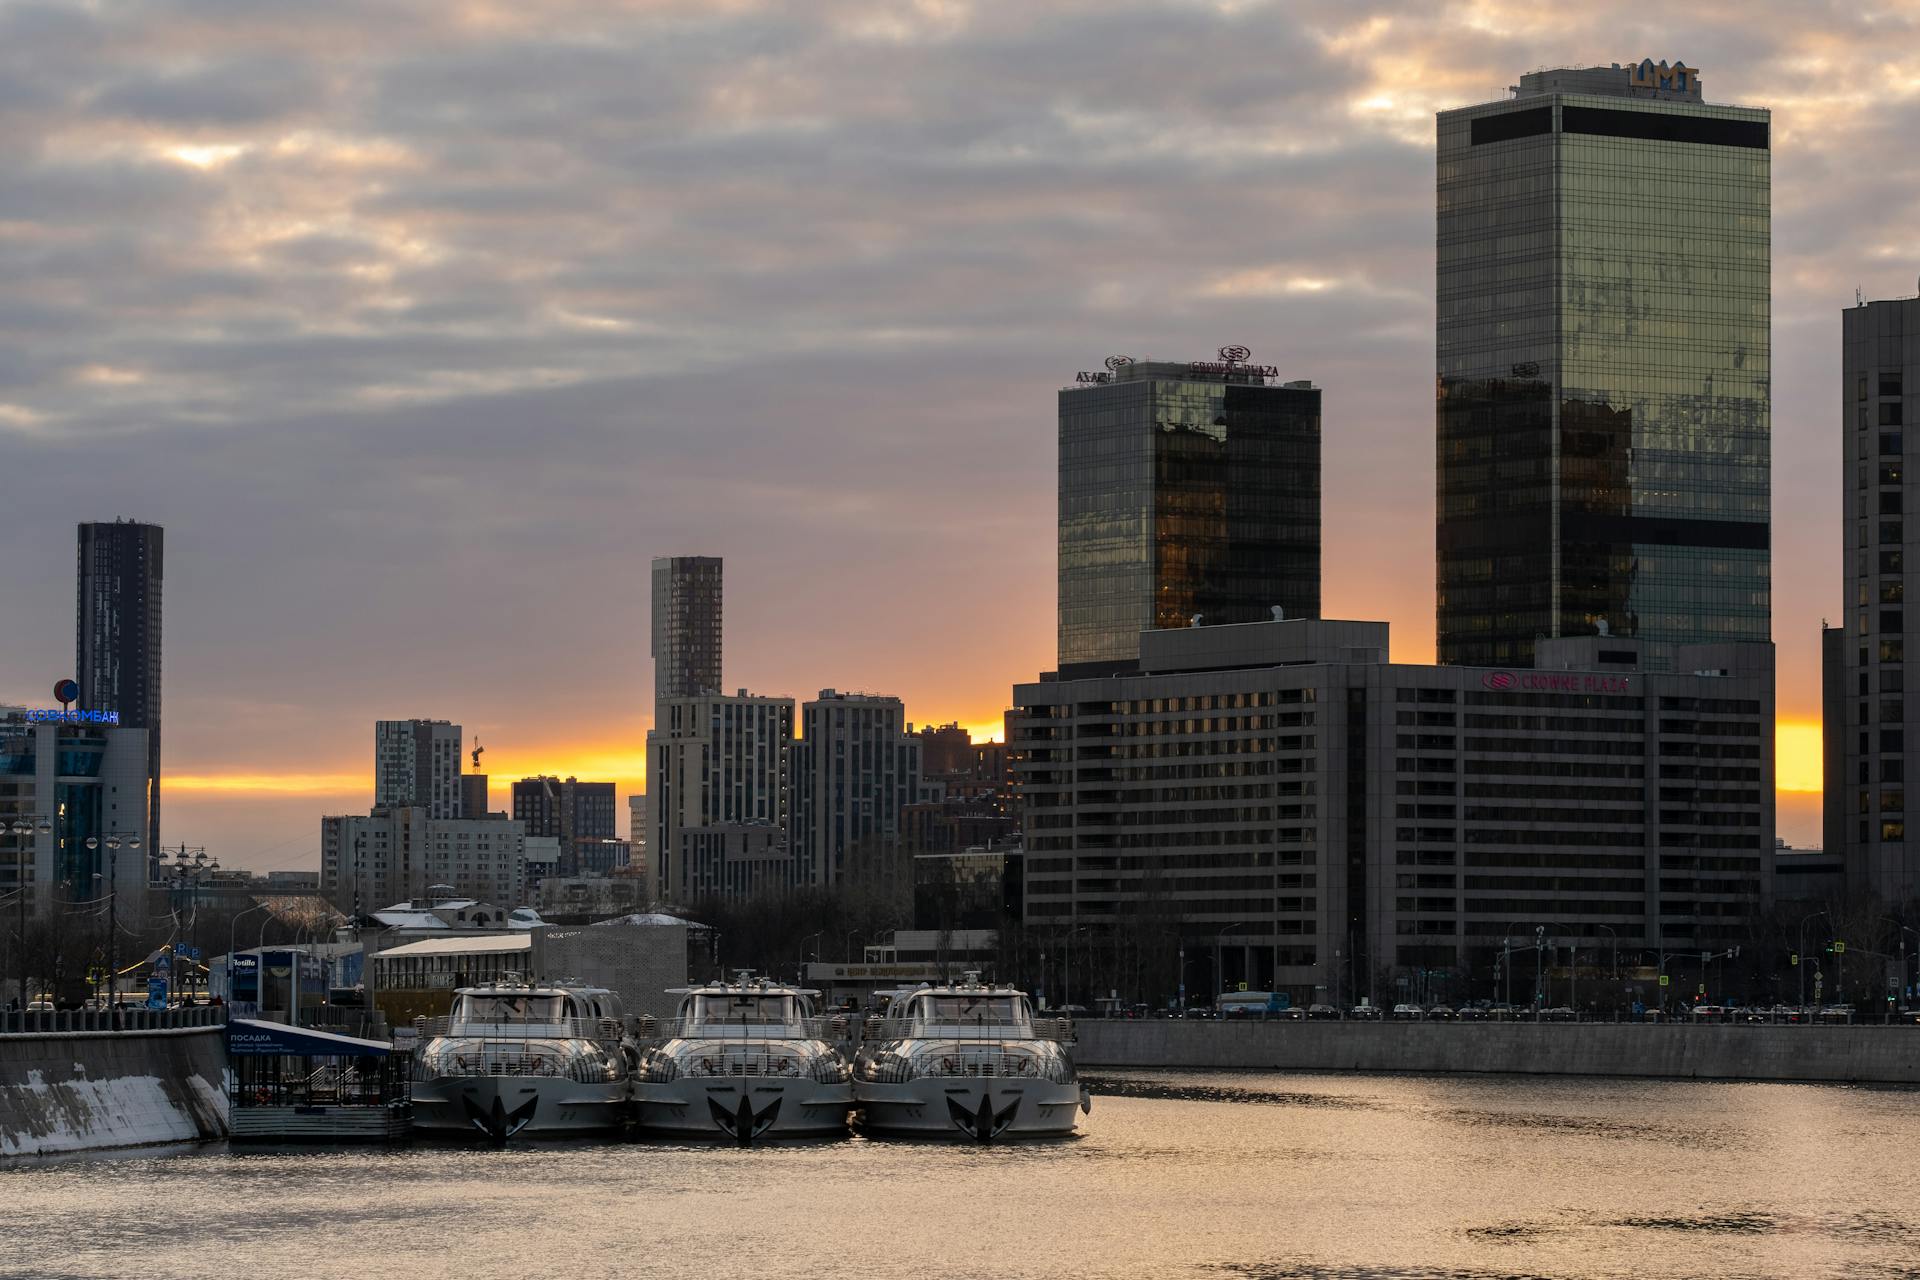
[
  {"left": 1436, "top": 62, "right": 1770, "bottom": 667},
  {"left": 77, "top": 519, "right": 163, "bottom": 851},
  {"left": 1057, "top": 355, "right": 1320, "bottom": 671}
]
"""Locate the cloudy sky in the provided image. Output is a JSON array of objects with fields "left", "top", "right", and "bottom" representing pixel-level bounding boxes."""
[{"left": 3, "top": 0, "right": 1910, "bottom": 866}]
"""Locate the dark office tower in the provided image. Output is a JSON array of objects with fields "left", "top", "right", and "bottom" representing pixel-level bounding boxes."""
[
  {"left": 651, "top": 556, "right": 722, "bottom": 701},
  {"left": 1436, "top": 61, "right": 1771, "bottom": 667},
  {"left": 1831, "top": 297, "right": 1920, "bottom": 908},
  {"left": 76, "top": 520, "right": 163, "bottom": 847},
  {"left": 1057, "top": 352, "right": 1320, "bottom": 672}
]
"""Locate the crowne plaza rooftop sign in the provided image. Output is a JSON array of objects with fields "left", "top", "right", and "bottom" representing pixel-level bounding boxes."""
[{"left": 1480, "top": 671, "right": 1632, "bottom": 695}]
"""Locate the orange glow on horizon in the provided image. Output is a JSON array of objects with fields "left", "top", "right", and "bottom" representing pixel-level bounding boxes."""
[
  {"left": 171, "top": 716, "right": 1827, "bottom": 799},
  {"left": 1776, "top": 721, "right": 1821, "bottom": 793}
]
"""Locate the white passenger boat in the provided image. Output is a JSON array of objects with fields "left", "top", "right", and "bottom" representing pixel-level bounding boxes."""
[
  {"left": 853, "top": 974, "right": 1088, "bottom": 1140},
  {"left": 411, "top": 977, "right": 630, "bottom": 1141},
  {"left": 632, "top": 974, "right": 853, "bottom": 1143}
]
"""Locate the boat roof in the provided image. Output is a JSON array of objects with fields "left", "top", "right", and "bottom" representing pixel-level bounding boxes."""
[{"left": 669, "top": 983, "right": 820, "bottom": 997}]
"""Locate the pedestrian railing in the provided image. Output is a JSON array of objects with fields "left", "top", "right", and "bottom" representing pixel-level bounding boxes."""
[{"left": 0, "top": 1005, "right": 227, "bottom": 1034}]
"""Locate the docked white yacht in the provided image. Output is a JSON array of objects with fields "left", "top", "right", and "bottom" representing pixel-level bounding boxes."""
[
  {"left": 411, "top": 977, "right": 631, "bottom": 1141},
  {"left": 853, "top": 974, "right": 1088, "bottom": 1140},
  {"left": 633, "top": 975, "right": 853, "bottom": 1143}
]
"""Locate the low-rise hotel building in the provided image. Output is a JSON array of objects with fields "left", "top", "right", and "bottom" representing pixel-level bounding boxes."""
[{"left": 1010, "top": 618, "right": 1773, "bottom": 1007}]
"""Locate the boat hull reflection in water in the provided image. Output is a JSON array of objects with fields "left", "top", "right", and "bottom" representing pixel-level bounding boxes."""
[
  {"left": 855, "top": 976, "right": 1086, "bottom": 1140},
  {"left": 634, "top": 976, "right": 853, "bottom": 1142},
  {"left": 412, "top": 980, "right": 630, "bottom": 1141}
]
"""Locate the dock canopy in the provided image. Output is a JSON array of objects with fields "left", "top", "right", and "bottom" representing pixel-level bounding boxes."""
[{"left": 227, "top": 1018, "right": 393, "bottom": 1058}]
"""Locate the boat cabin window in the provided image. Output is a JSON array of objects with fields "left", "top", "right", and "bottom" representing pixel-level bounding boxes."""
[
  {"left": 920, "top": 995, "right": 1027, "bottom": 1026},
  {"left": 691, "top": 994, "right": 799, "bottom": 1026},
  {"left": 458, "top": 993, "right": 564, "bottom": 1023}
]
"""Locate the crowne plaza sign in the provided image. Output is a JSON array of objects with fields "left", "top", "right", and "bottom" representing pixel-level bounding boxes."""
[{"left": 1480, "top": 671, "right": 1632, "bottom": 695}]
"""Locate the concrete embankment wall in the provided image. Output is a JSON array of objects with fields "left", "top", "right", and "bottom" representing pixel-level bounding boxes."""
[
  {"left": 1076, "top": 1021, "right": 1920, "bottom": 1085},
  {"left": 0, "top": 1027, "right": 228, "bottom": 1156}
]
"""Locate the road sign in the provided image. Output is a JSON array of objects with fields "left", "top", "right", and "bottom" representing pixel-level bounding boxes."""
[
  {"left": 1791, "top": 953, "right": 1799, "bottom": 966},
  {"left": 1237, "top": 981, "right": 1248, "bottom": 992},
  {"left": 1835, "top": 941, "right": 1847, "bottom": 955},
  {"left": 1697, "top": 984, "right": 1706, "bottom": 995},
  {"left": 1658, "top": 975, "right": 1670, "bottom": 987}
]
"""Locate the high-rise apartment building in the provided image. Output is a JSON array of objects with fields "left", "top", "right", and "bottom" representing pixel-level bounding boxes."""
[
  {"left": 1436, "top": 61, "right": 1771, "bottom": 667},
  {"left": 374, "top": 720, "right": 463, "bottom": 819},
  {"left": 1828, "top": 296, "right": 1920, "bottom": 907},
  {"left": 646, "top": 692, "right": 794, "bottom": 903},
  {"left": 1057, "top": 354, "right": 1320, "bottom": 674},
  {"left": 321, "top": 806, "right": 532, "bottom": 913},
  {"left": 76, "top": 520, "right": 163, "bottom": 851},
  {"left": 512, "top": 775, "right": 617, "bottom": 875},
  {"left": 791, "top": 691, "right": 921, "bottom": 887},
  {"left": 651, "top": 556, "right": 723, "bottom": 701}
]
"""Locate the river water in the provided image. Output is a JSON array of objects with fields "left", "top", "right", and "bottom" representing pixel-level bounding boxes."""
[{"left": 8, "top": 1070, "right": 1920, "bottom": 1279}]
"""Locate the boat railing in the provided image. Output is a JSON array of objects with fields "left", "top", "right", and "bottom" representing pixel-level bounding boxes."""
[
  {"left": 645, "top": 1015, "right": 845, "bottom": 1042},
  {"left": 414, "top": 1015, "right": 623, "bottom": 1044},
  {"left": 861, "top": 1016, "right": 1075, "bottom": 1045},
  {"left": 418, "top": 1043, "right": 617, "bottom": 1084},
  {"left": 671, "top": 1047, "right": 821, "bottom": 1078},
  {"left": 861, "top": 1050, "right": 1074, "bottom": 1085}
]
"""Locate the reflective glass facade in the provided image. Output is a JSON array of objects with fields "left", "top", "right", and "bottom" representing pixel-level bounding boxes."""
[
  {"left": 1059, "top": 365, "right": 1320, "bottom": 669},
  {"left": 1437, "top": 70, "right": 1770, "bottom": 667}
]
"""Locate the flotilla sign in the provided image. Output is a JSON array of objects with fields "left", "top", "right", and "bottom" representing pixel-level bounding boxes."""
[{"left": 23, "top": 708, "right": 120, "bottom": 724}]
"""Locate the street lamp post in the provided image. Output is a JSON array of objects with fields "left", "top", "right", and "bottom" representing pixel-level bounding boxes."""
[
  {"left": 166, "top": 849, "right": 219, "bottom": 1005},
  {"left": 8, "top": 814, "right": 53, "bottom": 1014},
  {"left": 1797, "top": 910, "right": 1829, "bottom": 1009},
  {"left": 82, "top": 831, "right": 143, "bottom": 1023},
  {"left": 1533, "top": 926, "right": 1546, "bottom": 1018},
  {"left": 1215, "top": 922, "right": 1244, "bottom": 1009}
]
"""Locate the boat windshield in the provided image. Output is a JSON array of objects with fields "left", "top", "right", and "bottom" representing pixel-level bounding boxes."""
[
  {"left": 920, "top": 995, "right": 1027, "bottom": 1027},
  {"left": 457, "top": 994, "right": 564, "bottom": 1024},
  {"left": 691, "top": 994, "right": 800, "bottom": 1027}
]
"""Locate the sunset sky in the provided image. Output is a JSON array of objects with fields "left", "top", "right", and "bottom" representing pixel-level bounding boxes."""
[{"left": 4, "top": 0, "right": 1912, "bottom": 868}]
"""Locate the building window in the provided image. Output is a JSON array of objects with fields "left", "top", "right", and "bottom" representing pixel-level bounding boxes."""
[
  {"left": 1883, "top": 402, "right": 1905, "bottom": 427},
  {"left": 1883, "top": 821, "right": 1906, "bottom": 842},
  {"left": 1883, "top": 432, "right": 1903, "bottom": 456},
  {"left": 1882, "top": 373, "right": 1904, "bottom": 398}
]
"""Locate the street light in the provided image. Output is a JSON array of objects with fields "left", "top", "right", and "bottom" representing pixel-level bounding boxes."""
[
  {"left": 1215, "top": 923, "right": 1244, "bottom": 1007},
  {"left": 165, "top": 850, "right": 219, "bottom": 1005},
  {"left": 8, "top": 813, "right": 54, "bottom": 1014},
  {"left": 1797, "top": 909, "right": 1829, "bottom": 1009},
  {"left": 82, "top": 830, "right": 142, "bottom": 1021}
]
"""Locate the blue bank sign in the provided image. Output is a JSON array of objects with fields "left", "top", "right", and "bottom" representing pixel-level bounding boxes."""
[{"left": 23, "top": 708, "right": 120, "bottom": 725}]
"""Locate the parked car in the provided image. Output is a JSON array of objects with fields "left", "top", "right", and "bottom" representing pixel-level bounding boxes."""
[
  {"left": 1305, "top": 1003, "right": 1340, "bottom": 1021},
  {"left": 1487, "top": 1002, "right": 1518, "bottom": 1021},
  {"left": 1454, "top": 1005, "right": 1488, "bottom": 1023},
  {"left": 1182, "top": 1006, "right": 1217, "bottom": 1020},
  {"left": 1425, "top": 1005, "right": 1457, "bottom": 1022},
  {"left": 1347, "top": 1004, "right": 1382, "bottom": 1021},
  {"left": 1542, "top": 1006, "right": 1578, "bottom": 1022},
  {"left": 1390, "top": 1003, "right": 1424, "bottom": 1021}
]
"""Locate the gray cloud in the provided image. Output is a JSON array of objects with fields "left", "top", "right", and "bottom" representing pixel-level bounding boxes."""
[{"left": 0, "top": 0, "right": 1900, "bottom": 854}]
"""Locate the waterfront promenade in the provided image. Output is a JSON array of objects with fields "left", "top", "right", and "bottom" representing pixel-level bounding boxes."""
[{"left": 1075, "top": 1019, "right": 1920, "bottom": 1084}]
